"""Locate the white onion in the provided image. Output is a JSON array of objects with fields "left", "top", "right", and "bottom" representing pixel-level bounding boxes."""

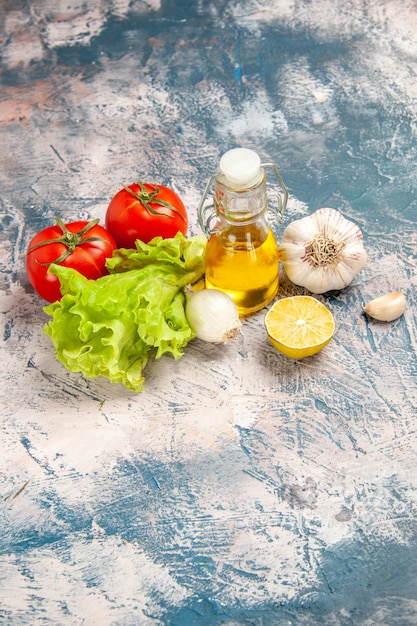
[{"left": 185, "top": 286, "right": 241, "bottom": 343}]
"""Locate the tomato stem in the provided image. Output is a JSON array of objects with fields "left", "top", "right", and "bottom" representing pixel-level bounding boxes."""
[
  {"left": 123, "top": 180, "right": 186, "bottom": 220},
  {"left": 28, "top": 217, "right": 109, "bottom": 266}
]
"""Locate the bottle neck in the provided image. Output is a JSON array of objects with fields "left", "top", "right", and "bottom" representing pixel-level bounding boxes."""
[{"left": 214, "top": 173, "right": 268, "bottom": 223}]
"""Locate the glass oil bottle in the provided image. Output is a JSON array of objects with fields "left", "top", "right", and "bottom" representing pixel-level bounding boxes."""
[{"left": 197, "top": 148, "right": 288, "bottom": 316}]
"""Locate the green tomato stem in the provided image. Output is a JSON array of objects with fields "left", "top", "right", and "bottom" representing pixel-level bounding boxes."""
[
  {"left": 27, "top": 217, "right": 108, "bottom": 266},
  {"left": 123, "top": 180, "right": 186, "bottom": 220}
]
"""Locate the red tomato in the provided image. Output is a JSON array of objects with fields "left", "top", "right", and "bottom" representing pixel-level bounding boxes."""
[
  {"left": 26, "top": 218, "right": 117, "bottom": 303},
  {"left": 105, "top": 181, "right": 188, "bottom": 248}
]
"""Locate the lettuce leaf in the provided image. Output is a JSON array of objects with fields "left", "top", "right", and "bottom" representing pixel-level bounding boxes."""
[{"left": 43, "top": 233, "right": 206, "bottom": 392}]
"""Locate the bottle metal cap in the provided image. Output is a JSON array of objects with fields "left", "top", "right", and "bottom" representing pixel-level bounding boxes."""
[{"left": 219, "top": 148, "right": 262, "bottom": 189}]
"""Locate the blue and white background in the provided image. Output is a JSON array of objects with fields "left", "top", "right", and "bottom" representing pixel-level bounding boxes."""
[{"left": 1, "top": 0, "right": 416, "bottom": 624}]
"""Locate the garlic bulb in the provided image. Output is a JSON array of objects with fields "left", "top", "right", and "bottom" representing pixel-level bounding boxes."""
[
  {"left": 364, "top": 291, "right": 406, "bottom": 322},
  {"left": 185, "top": 286, "right": 241, "bottom": 343},
  {"left": 280, "top": 208, "right": 367, "bottom": 294}
]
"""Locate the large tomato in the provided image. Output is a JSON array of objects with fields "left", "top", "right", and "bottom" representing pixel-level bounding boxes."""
[
  {"left": 105, "top": 180, "right": 188, "bottom": 248},
  {"left": 26, "top": 217, "right": 117, "bottom": 303}
]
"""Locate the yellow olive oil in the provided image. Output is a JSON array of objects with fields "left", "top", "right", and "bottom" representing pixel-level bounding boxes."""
[{"left": 204, "top": 226, "right": 279, "bottom": 316}]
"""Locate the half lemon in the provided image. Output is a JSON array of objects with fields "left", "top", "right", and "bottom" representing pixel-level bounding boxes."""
[{"left": 265, "top": 295, "right": 335, "bottom": 359}]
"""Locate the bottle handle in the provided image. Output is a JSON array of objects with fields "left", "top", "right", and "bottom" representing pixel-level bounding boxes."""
[
  {"left": 197, "top": 162, "right": 288, "bottom": 234},
  {"left": 262, "top": 162, "right": 288, "bottom": 224},
  {"left": 197, "top": 173, "right": 218, "bottom": 236}
]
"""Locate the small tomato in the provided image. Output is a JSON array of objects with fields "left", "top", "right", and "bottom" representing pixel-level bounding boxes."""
[
  {"left": 105, "top": 180, "right": 188, "bottom": 248},
  {"left": 26, "top": 217, "right": 117, "bottom": 303}
]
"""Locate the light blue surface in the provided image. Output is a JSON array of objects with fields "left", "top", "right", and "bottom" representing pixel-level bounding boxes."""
[{"left": 1, "top": 1, "right": 416, "bottom": 624}]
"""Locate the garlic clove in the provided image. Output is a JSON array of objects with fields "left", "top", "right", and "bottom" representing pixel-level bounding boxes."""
[{"left": 363, "top": 291, "right": 407, "bottom": 322}]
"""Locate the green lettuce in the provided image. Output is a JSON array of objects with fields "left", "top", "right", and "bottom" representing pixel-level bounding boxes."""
[{"left": 43, "top": 233, "right": 206, "bottom": 392}]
